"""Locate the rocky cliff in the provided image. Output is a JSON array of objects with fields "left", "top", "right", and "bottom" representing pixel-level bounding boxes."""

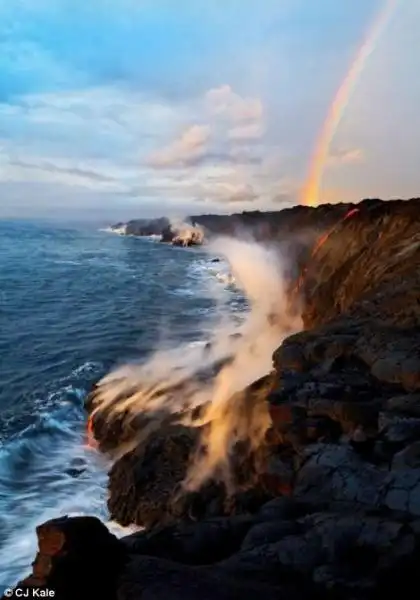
[
  {"left": 111, "top": 217, "right": 171, "bottom": 236},
  {"left": 6, "top": 197, "right": 420, "bottom": 600},
  {"left": 111, "top": 199, "right": 387, "bottom": 244}
]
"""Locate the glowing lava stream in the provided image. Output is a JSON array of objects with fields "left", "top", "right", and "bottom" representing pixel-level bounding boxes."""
[
  {"left": 295, "top": 207, "right": 360, "bottom": 292},
  {"left": 301, "top": 0, "right": 398, "bottom": 207},
  {"left": 85, "top": 207, "right": 363, "bottom": 445},
  {"left": 85, "top": 415, "right": 98, "bottom": 449},
  {"left": 310, "top": 207, "right": 360, "bottom": 259}
]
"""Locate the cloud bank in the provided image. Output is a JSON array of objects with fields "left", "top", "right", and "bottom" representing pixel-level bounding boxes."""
[{"left": 0, "top": 0, "right": 419, "bottom": 219}]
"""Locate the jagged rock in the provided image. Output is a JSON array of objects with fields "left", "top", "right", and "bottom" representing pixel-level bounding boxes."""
[
  {"left": 122, "top": 515, "right": 256, "bottom": 564},
  {"left": 6, "top": 516, "right": 126, "bottom": 600},
  {"left": 102, "top": 372, "right": 275, "bottom": 528},
  {"left": 109, "top": 217, "right": 171, "bottom": 237},
  {"left": 12, "top": 510, "right": 420, "bottom": 600},
  {"left": 220, "top": 510, "right": 420, "bottom": 598},
  {"left": 15, "top": 198, "right": 420, "bottom": 599},
  {"left": 379, "top": 412, "right": 420, "bottom": 443},
  {"left": 108, "top": 422, "right": 273, "bottom": 528},
  {"left": 240, "top": 519, "right": 298, "bottom": 550},
  {"left": 386, "top": 393, "right": 420, "bottom": 417},
  {"left": 392, "top": 442, "right": 420, "bottom": 469},
  {"left": 108, "top": 425, "right": 198, "bottom": 527},
  {"left": 294, "top": 443, "right": 388, "bottom": 507},
  {"left": 220, "top": 530, "right": 324, "bottom": 575},
  {"left": 257, "top": 496, "right": 313, "bottom": 520},
  {"left": 117, "top": 555, "right": 318, "bottom": 600}
]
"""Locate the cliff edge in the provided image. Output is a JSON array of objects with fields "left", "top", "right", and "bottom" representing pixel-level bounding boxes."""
[{"left": 6, "top": 198, "right": 420, "bottom": 600}]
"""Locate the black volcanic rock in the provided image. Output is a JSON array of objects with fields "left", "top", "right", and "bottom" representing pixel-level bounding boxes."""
[
  {"left": 160, "top": 224, "right": 176, "bottom": 243},
  {"left": 108, "top": 425, "right": 199, "bottom": 528},
  {"left": 13, "top": 198, "right": 420, "bottom": 600},
  {"left": 6, "top": 516, "right": 127, "bottom": 600},
  {"left": 111, "top": 217, "right": 171, "bottom": 236},
  {"left": 106, "top": 375, "right": 276, "bottom": 528}
]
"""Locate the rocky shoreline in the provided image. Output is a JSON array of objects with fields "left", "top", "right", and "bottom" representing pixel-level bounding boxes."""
[
  {"left": 5, "top": 197, "right": 420, "bottom": 600},
  {"left": 108, "top": 217, "right": 204, "bottom": 246}
]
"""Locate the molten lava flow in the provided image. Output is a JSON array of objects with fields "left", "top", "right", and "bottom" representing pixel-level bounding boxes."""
[
  {"left": 342, "top": 207, "right": 360, "bottom": 220},
  {"left": 311, "top": 207, "right": 360, "bottom": 260},
  {"left": 295, "top": 207, "right": 361, "bottom": 294},
  {"left": 85, "top": 415, "right": 98, "bottom": 450}
]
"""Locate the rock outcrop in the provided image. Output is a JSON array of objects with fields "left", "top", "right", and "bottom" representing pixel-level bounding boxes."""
[
  {"left": 111, "top": 217, "right": 171, "bottom": 237},
  {"left": 9, "top": 197, "right": 420, "bottom": 600},
  {"left": 2, "top": 516, "right": 127, "bottom": 600},
  {"left": 110, "top": 217, "right": 204, "bottom": 246},
  {"left": 112, "top": 198, "right": 398, "bottom": 245}
]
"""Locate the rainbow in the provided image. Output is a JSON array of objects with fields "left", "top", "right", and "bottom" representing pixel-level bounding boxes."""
[{"left": 301, "top": 0, "right": 398, "bottom": 207}]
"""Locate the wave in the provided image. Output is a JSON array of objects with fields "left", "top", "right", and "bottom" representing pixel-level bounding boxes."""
[
  {"left": 215, "top": 271, "right": 236, "bottom": 286},
  {"left": 0, "top": 362, "right": 113, "bottom": 586},
  {"left": 99, "top": 226, "right": 127, "bottom": 235},
  {"left": 1, "top": 234, "right": 300, "bottom": 584}
]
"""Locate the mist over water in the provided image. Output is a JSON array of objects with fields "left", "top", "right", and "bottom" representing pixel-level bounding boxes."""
[
  {"left": 0, "top": 221, "right": 242, "bottom": 585},
  {"left": 168, "top": 218, "right": 205, "bottom": 246},
  {"left": 0, "top": 220, "right": 302, "bottom": 586},
  {"left": 90, "top": 236, "right": 302, "bottom": 491}
]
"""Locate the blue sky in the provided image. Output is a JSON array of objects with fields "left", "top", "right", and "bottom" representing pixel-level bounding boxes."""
[{"left": 0, "top": 0, "right": 419, "bottom": 220}]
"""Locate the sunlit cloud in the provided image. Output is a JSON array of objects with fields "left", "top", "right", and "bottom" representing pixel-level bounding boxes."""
[
  {"left": 148, "top": 124, "right": 211, "bottom": 168},
  {"left": 0, "top": 0, "right": 419, "bottom": 219},
  {"left": 205, "top": 84, "right": 264, "bottom": 123}
]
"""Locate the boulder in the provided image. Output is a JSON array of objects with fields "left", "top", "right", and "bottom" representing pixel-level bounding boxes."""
[
  {"left": 5, "top": 516, "right": 126, "bottom": 600},
  {"left": 108, "top": 425, "right": 198, "bottom": 527}
]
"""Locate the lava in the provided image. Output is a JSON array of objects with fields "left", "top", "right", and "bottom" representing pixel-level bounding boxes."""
[
  {"left": 295, "top": 207, "right": 361, "bottom": 293},
  {"left": 85, "top": 415, "right": 98, "bottom": 449},
  {"left": 310, "top": 207, "right": 360, "bottom": 260}
]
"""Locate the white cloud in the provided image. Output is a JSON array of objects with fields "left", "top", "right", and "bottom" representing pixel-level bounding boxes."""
[
  {"left": 148, "top": 124, "right": 211, "bottom": 168},
  {"left": 211, "top": 181, "right": 257, "bottom": 203},
  {"left": 0, "top": 82, "right": 295, "bottom": 217},
  {"left": 0, "top": 153, "right": 132, "bottom": 192},
  {"left": 328, "top": 147, "right": 365, "bottom": 165},
  {"left": 142, "top": 83, "right": 282, "bottom": 208},
  {"left": 205, "top": 84, "right": 263, "bottom": 123},
  {"left": 228, "top": 122, "right": 265, "bottom": 141}
]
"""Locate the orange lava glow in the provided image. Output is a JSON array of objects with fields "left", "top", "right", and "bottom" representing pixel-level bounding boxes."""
[
  {"left": 85, "top": 415, "right": 98, "bottom": 449},
  {"left": 295, "top": 207, "right": 360, "bottom": 294},
  {"left": 311, "top": 207, "right": 360, "bottom": 259}
]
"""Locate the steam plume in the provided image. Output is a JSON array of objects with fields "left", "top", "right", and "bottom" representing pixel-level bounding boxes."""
[
  {"left": 88, "top": 236, "right": 302, "bottom": 489},
  {"left": 169, "top": 218, "right": 205, "bottom": 246}
]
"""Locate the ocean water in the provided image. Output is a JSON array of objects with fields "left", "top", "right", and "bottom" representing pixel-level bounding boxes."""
[{"left": 0, "top": 220, "right": 244, "bottom": 585}]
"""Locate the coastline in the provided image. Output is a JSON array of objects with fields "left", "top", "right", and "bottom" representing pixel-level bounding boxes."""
[{"left": 5, "top": 197, "right": 420, "bottom": 600}]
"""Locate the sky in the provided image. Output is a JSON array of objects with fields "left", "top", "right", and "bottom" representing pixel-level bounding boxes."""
[{"left": 0, "top": 0, "right": 419, "bottom": 221}]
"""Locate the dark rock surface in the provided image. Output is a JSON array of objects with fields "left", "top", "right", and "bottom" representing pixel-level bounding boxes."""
[
  {"left": 112, "top": 217, "right": 170, "bottom": 237},
  {"left": 112, "top": 198, "right": 396, "bottom": 246},
  {"left": 106, "top": 374, "right": 276, "bottom": 528},
  {"left": 11, "top": 197, "right": 420, "bottom": 599},
  {"left": 111, "top": 216, "right": 204, "bottom": 246},
  {"left": 3, "top": 516, "right": 127, "bottom": 599}
]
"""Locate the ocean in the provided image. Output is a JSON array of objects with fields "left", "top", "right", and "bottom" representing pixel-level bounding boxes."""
[{"left": 0, "top": 220, "right": 246, "bottom": 585}]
